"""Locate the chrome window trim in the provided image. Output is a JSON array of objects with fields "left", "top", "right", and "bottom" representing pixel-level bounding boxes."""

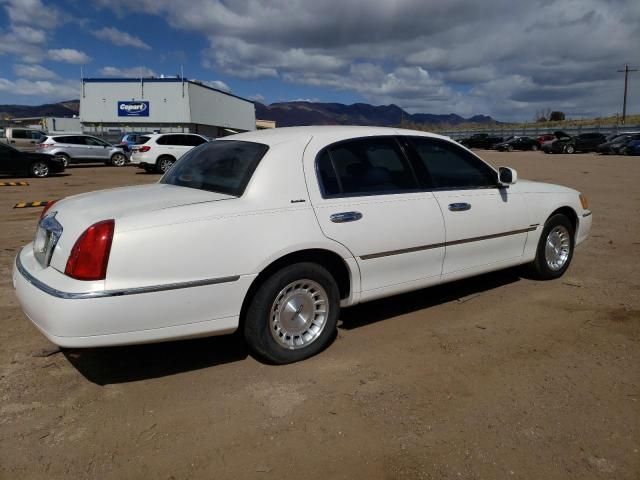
[{"left": 16, "top": 254, "right": 239, "bottom": 300}]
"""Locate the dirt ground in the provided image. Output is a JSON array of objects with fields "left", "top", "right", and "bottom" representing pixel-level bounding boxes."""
[{"left": 0, "top": 151, "right": 638, "bottom": 480}]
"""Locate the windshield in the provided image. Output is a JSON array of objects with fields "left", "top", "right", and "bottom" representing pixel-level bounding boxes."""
[{"left": 161, "top": 140, "right": 269, "bottom": 196}]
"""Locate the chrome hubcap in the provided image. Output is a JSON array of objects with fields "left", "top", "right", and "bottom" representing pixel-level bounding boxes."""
[
  {"left": 545, "top": 225, "right": 571, "bottom": 271},
  {"left": 113, "top": 154, "right": 125, "bottom": 166},
  {"left": 270, "top": 279, "right": 329, "bottom": 349},
  {"left": 32, "top": 162, "right": 48, "bottom": 177}
]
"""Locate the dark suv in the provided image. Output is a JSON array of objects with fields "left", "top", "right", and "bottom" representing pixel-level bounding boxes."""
[{"left": 545, "top": 132, "right": 607, "bottom": 154}]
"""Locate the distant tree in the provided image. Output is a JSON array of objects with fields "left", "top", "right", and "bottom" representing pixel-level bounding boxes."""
[{"left": 549, "top": 111, "right": 565, "bottom": 121}]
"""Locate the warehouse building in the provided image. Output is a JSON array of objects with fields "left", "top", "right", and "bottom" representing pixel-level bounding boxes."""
[{"left": 80, "top": 77, "right": 256, "bottom": 140}]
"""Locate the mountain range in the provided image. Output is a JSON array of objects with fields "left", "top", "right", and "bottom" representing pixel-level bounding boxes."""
[{"left": 1, "top": 99, "right": 498, "bottom": 127}]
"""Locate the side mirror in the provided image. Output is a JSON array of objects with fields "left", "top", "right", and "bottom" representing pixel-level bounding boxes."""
[{"left": 498, "top": 166, "right": 517, "bottom": 186}]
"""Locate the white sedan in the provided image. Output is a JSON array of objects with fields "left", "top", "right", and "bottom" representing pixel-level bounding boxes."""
[{"left": 13, "top": 126, "right": 592, "bottom": 364}]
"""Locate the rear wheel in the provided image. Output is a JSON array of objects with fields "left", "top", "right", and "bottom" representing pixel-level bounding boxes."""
[
  {"left": 110, "top": 152, "right": 127, "bottom": 166},
  {"left": 528, "top": 214, "right": 574, "bottom": 280},
  {"left": 565, "top": 145, "right": 575, "bottom": 154},
  {"left": 29, "top": 160, "right": 49, "bottom": 178},
  {"left": 531, "top": 144, "right": 539, "bottom": 151},
  {"left": 156, "top": 156, "right": 175, "bottom": 173},
  {"left": 507, "top": 145, "right": 514, "bottom": 152},
  {"left": 243, "top": 262, "right": 340, "bottom": 364}
]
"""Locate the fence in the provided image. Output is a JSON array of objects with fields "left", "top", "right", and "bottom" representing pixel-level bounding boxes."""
[{"left": 437, "top": 124, "right": 640, "bottom": 140}]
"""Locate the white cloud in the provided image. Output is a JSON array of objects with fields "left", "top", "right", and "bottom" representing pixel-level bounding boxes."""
[
  {"left": 0, "top": 77, "right": 79, "bottom": 99},
  {"left": 99, "top": 66, "right": 156, "bottom": 77},
  {"left": 48, "top": 48, "right": 91, "bottom": 64},
  {"left": 14, "top": 64, "right": 58, "bottom": 79},
  {"left": 93, "top": 27, "right": 151, "bottom": 50},
  {"left": 4, "top": 0, "right": 62, "bottom": 29},
  {"left": 202, "top": 80, "right": 231, "bottom": 92},
  {"left": 249, "top": 93, "right": 265, "bottom": 102}
]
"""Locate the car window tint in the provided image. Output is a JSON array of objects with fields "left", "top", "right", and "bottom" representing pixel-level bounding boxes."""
[
  {"left": 12, "top": 129, "right": 28, "bottom": 139},
  {"left": 161, "top": 140, "right": 269, "bottom": 196},
  {"left": 409, "top": 137, "right": 496, "bottom": 189},
  {"left": 30, "top": 131, "right": 44, "bottom": 140},
  {"left": 54, "top": 136, "right": 75, "bottom": 144},
  {"left": 316, "top": 150, "right": 340, "bottom": 196},
  {"left": 191, "top": 135, "right": 207, "bottom": 146},
  {"left": 137, "top": 136, "right": 151, "bottom": 144},
  {"left": 323, "top": 138, "right": 417, "bottom": 196},
  {"left": 84, "top": 137, "right": 103, "bottom": 146}
]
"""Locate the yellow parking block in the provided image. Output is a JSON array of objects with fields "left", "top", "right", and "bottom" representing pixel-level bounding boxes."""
[
  {"left": 0, "top": 181, "right": 29, "bottom": 186},
  {"left": 13, "top": 201, "right": 52, "bottom": 209}
]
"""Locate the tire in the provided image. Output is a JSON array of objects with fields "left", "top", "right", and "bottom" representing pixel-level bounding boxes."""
[
  {"left": 565, "top": 145, "right": 575, "bottom": 154},
  {"left": 507, "top": 145, "right": 514, "bottom": 152},
  {"left": 156, "top": 156, "right": 175, "bottom": 173},
  {"left": 56, "top": 154, "right": 70, "bottom": 168},
  {"left": 528, "top": 214, "right": 575, "bottom": 280},
  {"left": 29, "top": 160, "right": 50, "bottom": 178},
  {"left": 531, "top": 144, "right": 539, "bottom": 151},
  {"left": 110, "top": 152, "right": 127, "bottom": 166},
  {"left": 243, "top": 262, "right": 340, "bottom": 364},
  {"left": 620, "top": 147, "right": 629, "bottom": 156}
]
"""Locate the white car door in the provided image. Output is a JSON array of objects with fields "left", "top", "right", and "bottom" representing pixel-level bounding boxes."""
[
  {"left": 405, "top": 137, "right": 530, "bottom": 276},
  {"left": 304, "top": 135, "right": 446, "bottom": 300}
]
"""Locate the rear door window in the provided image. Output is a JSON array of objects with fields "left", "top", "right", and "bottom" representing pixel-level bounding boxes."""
[
  {"left": 12, "top": 129, "right": 28, "bottom": 139},
  {"left": 317, "top": 137, "right": 418, "bottom": 197}
]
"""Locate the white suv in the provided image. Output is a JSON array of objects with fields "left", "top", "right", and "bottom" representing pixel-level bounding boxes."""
[{"left": 130, "top": 133, "right": 208, "bottom": 173}]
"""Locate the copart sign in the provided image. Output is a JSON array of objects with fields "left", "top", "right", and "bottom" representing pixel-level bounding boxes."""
[{"left": 118, "top": 101, "right": 150, "bottom": 117}]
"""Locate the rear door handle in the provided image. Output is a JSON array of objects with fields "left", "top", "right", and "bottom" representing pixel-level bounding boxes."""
[
  {"left": 448, "top": 203, "right": 471, "bottom": 212},
  {"left": 330, "top": 211, "right": 363, "bottom": 223}
]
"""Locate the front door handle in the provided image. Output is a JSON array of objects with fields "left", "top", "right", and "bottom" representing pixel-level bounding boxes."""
[
  {"left": 330, "top": 211, "right": 363, "bottom": 223},
  {"left": 448, "top": 203, "right": 471, "bottom": 212}
]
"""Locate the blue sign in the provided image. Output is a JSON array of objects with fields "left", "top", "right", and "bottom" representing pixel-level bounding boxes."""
[{"left": 118, "top": 101, "right": 150, "bottom": 117}]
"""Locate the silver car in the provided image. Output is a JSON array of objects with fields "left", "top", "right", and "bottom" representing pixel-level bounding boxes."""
[{"left": 36, "top": 134, "right": 128, "bottom": 167}]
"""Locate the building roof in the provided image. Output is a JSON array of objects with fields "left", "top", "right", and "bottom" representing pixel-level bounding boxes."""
[{"left": 81, "top": 77, "right": 253, "bottom": 104}]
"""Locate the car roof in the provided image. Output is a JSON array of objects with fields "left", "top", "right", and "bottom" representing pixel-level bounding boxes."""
[{"left": 221, "top": 125, "right": 451, "bottom": 147}]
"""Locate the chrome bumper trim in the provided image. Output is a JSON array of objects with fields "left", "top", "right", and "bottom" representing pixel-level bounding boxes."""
[{"left": 15, "top": 255, "right": 239, "bottom": 300}]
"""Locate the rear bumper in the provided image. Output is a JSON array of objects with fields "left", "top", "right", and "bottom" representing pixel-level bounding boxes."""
[{"left": 13, "top": 246, "right": 253, "bottom": 348}]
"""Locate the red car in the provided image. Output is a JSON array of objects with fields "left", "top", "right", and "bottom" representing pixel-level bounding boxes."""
[{"left": 537, "top": 134, "right": 556, "bottom": 145}]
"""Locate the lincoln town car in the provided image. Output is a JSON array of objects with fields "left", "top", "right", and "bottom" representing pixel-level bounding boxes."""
[{"left": 13, "top": 126, "right": 592, "bottom": 364}]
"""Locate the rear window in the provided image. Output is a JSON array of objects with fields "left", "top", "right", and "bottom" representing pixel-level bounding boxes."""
[
  {"left": 161, "top": 140, "right": 269, "bottom": 196},
  {"left": 136, "top": 136, "right": 151, "bottom": 145}
]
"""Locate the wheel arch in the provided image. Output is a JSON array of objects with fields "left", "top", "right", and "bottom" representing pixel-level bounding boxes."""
[
  {"left": 157, "top": 153, "right": 176, "bottom": 162},
  {"left": 239, "top": 248, "right": 353, "bottom": 329},
  {"left": 547, "top": 206, "right": 578, "bottom": 238}
]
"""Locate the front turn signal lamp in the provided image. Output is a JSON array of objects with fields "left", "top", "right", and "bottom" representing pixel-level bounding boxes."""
[{"left": 579, "top": 193, "right": 589, "bottom": 210}]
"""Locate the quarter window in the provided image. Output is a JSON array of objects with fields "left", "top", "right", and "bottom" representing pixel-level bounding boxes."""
[
  {"left": 408, "top": 137, "right": 497, "bottom": 189},
  {"left": 317, "top": 137, "right": 417, "bottom": 197}
]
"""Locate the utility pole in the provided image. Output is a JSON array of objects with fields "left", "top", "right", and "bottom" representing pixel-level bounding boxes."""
[{"left": 617, "top": 64, "right": 638, "bottom": 124}]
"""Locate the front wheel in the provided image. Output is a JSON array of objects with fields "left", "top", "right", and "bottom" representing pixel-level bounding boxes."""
[
  {"left": 528, "top": 214, "right": 575, "bottom": 280},
  {"left": 56, "top": 154, "right": 70, "bottom": 168},
  {"left": 110, "top": 152, "right": 127, "bottom": 166},
  {"left": 531, "top": 144, "right": 539, "bottom": 151},
  {"left": 29, "top": 161, "right": 50, "bottom": 178},
  {"left": 565, "top": 145, "right": 575, "bottom": 154},
  {"left": 243, "top": 263, "right": 340, "bottom": 364}
]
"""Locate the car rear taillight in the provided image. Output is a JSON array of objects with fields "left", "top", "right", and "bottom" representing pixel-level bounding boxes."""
[
  {"left": 139, "top": 145, "right": 151, "bottom": 152},
  {"left": 38, "top": 143, "right": 54, "bottom": 149},
  {"left": 40, "top": 200, "right": 58, "bottom": 219},
  {"left": 65, "top": 220, "right": 115, "bottom": 281}
]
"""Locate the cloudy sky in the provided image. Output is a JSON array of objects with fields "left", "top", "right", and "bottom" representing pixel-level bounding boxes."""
[{"left": 0, "top": 0, "right": 639, "bottom": 120}]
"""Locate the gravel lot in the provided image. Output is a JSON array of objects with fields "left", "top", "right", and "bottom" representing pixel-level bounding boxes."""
[{"left": 1, "top": 151, "right": 638, "bottom": 479}]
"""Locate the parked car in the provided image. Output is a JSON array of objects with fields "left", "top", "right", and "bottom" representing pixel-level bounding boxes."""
[
  {"left": 36, "top": 134, "right": 128, "bottom": 167},
  {"left": 541, "top": 131, "right": 573, "bottom": 154},
  {"left": 130, "top": 133, "right": 209, "bottom": 173},
  {"left": 0, "top": 142, "right": 65, "bottom": 177},
  {"left": 459, "top": 133, "right": 504, "bottom": 149},
  {"left": 536, "top": 134, "right": 556, "bottom": 146},
  {"left": 493, "top": 136, "right": 540, "bottom": 151},
  {"left": 118, "top": 132, "right": 151, "bottom": 152},
  {"left": 544, "top": 132, "right": 607, "bottom": 154},
  {"left": 597, "top": 133, "right": 640, "bottom": 155},
  {"left": 1, "top": 127, "right": 47, "bottom": 152},
  {"left": 13, "top": 126, "right": 592, "bottom": 364},
  {"left": 620, "top": 139, "right": 640, "bottom": 155}
]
